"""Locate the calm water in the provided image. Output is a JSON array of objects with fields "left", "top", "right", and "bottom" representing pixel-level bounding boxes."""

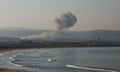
[{"left": 0, "top": 47, "right": 120, "bottom": 72}]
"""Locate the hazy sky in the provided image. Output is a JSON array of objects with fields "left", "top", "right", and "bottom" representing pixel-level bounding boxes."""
[{"left": 0, "top": 0, "right": 120, "bottom": 31}]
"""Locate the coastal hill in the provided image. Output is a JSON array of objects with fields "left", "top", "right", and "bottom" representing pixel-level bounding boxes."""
[
  {"left": 0, "top": 28, "right": 120, "bottom": 48},
  {"left": 0, "top": 28, "right": 120, "bottom": 41}
]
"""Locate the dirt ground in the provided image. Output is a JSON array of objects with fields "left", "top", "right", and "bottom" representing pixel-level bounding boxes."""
[{"left": 0, "top": 68, "right": 31, "bottom": 72}]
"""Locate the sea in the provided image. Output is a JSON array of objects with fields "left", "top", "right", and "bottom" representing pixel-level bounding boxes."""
[{"left": 0, "top": 47, "right": 120, "bottom": 72}]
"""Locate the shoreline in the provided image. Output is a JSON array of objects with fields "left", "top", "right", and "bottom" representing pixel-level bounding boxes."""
[
  {"left": 0, "top": 48, "right": 36, "bottom": 53},
  {"left": 0, "top": 68, "right": 31, "bottom": 72},
  {"left": 0, "top": 48, "right": 33, "bottom": 72},
  {"left": 0, "top": 47, "right": 119, "bottom": 72},
  {"left": 0, "top": 46, "right": 119, "bottom": 53}
]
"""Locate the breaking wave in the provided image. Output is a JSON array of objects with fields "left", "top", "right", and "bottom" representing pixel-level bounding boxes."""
[{"left": 9, "top": 54, "right": 118, "bottom": 72}]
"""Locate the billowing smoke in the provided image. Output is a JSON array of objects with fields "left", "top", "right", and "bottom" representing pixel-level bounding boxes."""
[
  {"left": 21, "top": 30, "right": 63, "bottom": 40},
  {"left": 55, "top": 12, "right": 77, "bottom": 30},
  {"left": 21, "top": 12, "right": 77, "bottom": 40}
]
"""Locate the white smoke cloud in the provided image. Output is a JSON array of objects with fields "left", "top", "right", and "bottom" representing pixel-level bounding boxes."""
[
  {"left": 21, "top": 30, "right": 63, "bottom": 40},
  {"left": 21, "top": 12, "right": 77, "bottom": 40}
]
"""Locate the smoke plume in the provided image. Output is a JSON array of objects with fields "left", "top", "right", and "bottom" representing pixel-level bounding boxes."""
[
  {"left": 21, "top": 12, "right": 77, "bottom": 40},
  {"left": 55, "top": 12, "right": 77, "bottom": 30}
]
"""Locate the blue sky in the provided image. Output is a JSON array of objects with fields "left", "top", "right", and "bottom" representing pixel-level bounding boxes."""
[{"left": 0, "top": 0, "right": 120, "bottom": 31}]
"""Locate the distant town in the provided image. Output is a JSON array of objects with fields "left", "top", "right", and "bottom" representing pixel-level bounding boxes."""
[{"left": 0, "top": 38, "right": 120, "bottom": 49}]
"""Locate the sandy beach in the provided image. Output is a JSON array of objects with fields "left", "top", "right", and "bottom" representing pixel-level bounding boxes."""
[
  {"left": 0, "top": 48, "right": 36, "bottom": 53},
  {"left": 0, "top": 68, "right": 31, "bottom": 72}
]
